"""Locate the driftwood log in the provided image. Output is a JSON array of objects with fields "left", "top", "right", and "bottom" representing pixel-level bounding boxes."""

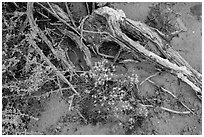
[{"left": 80, "top": 7, "right": 202, "bottom": 100}]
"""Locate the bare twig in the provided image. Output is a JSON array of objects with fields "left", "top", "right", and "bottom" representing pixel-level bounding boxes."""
[
  {"left": 36, "top": 2, "right": 80, "bottom": 36},
  {"left": 85, "top": 2, "right": 90, "bottom": 15},
  {"left": 147, "top": 79, "right": 195, "bottom": 115},
  {"left": 65, "top": 2, "right": 77, "bottom": 28},
  {"left": 166, "top": 7, "right": 181, "bottom": 16},
  {"left": 27, "top": 3, "right": 75, "bottom": 71},
  {"left": 140, "top": 71, "right": 161, "bottom": 86},
  {"left": 160, "top": 106, "right": 191, "bottom": 114},
  {"left": 48, "top": 2, "right": 73, "bottom": 24},
  {"left": 113, "top": 47, "right": 122, "bottom": 64},
  {"left": 79, "top": 15, "right": 90, "bottom": 42},
  {"left": 92, "top": 2, "right": 95, "bottom": 13},
  {"left": 81, "top": 29, "right": 109, "bottom": 35},
  {"left": 47, "top": 2, "right": 57, "bottom": 15},
  {"left": 56, "top": 76, "right": 63, "bottom": 95},
  {"left": 139, "top": 104, "right": 154, "bottom": 108},
  {"left": 68, "top": 94, "right": 75, "bottom": 111},
  {"left": 118, "top": 59, "right": 139, "bottom": 64},
  {"left": 12, "top": 2, "right": 19, "bottom": 8},
  {"left": 140, "top": 103, "right": 191, "bottom": 115},
  {"left": 76, "top": 109, "right": 88, "bottom": 124},
  {"left": 36, "top": 10, "right": 49, "bottom": 19},
  {"left": 27, "top": 2, "right": 80, "bottom": 97}
]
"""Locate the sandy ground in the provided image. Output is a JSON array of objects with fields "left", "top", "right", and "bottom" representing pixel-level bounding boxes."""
[{"left": 28, "top": 2, "right": 202, "bottom": 135}]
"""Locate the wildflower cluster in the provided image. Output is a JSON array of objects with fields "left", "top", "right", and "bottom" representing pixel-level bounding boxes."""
[
  {"left": 89, "top": 59, "right": 116, "bottom": 86},
  {"left": 81, "top": 59, "right": 148, "bottom": 131}
]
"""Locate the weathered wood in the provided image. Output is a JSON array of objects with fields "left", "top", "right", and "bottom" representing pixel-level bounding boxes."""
[{"left": 91, "top": 7, "right": 202, "bottom": 100}]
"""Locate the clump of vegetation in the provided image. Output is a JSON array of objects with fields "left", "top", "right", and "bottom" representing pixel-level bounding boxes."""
[
  {"left": 145, "top": 2, "right": 179, "bottom": 34},
  {"left": 77, "top": 59, "right": 148, "bottom": 133},
  {"left": 2, "top": 2, "right": 59, "bottom": 134}
]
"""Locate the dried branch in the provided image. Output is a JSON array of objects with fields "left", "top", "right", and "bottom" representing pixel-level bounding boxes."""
[
  {"left": 48, "top": 2, "right": 72, "bottom": 24},
  {"left": 27, "top": 3, "right": 75, "bottom": 71},
  {"left": 27, "top": 2, "right": 80, "bottom": 97},
  {"left": 36, "top": 2, "right": 80, "bottom": 36}
]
